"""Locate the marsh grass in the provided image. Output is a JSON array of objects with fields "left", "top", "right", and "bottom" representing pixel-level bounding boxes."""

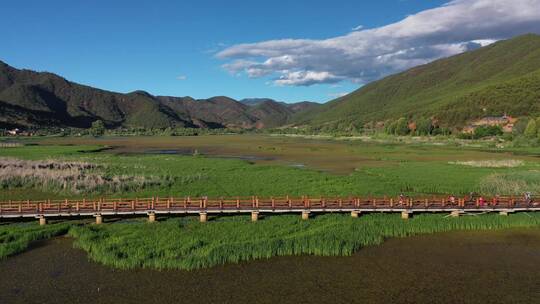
[
  {"left": 0, "top": 142, "right": 23, "bottom": 148},
  {"left": 68, "top": 213, "right": 540, "bottom": 270},
  {"left": 479, "top": 170, "right": 540, "bottom": 195},
  {"left": 0, "top": 222, "right": 72, "bottom": 259},
  {"left": 0, "top": 142, "right": 538, "bottom": 200},
  {"left": 0, "top": 157, "right": 173, "bottom": 194},
  {"left": 449, "top": 160, "right": 524, "bottom": 168}
]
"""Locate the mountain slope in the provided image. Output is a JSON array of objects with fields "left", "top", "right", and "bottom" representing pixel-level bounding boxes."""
[
  {"left": 0, "top": 61, "right": 315, "bottom": 129},
  {"left": 295, "top": 34, "right": 540, "bottom": 129},
  {"left": 240, "top": 98, "right": 321, "bottom": 128}
]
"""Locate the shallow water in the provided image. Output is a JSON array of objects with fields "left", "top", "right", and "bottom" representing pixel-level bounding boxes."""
[{"left": 1, "top": 229, "right": 540, "bottom": 304}]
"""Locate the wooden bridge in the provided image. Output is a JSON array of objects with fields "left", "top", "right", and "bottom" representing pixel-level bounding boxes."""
[{"left": 0, "top": 196, "right": 538, "bottom": 225}]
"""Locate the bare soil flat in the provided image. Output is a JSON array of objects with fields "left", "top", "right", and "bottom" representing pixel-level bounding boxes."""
[{"left": 1, "top": 228, "right": 539, "bottom": 304}]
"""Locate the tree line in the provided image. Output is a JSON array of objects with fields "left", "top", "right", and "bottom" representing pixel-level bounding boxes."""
[{"left": 384, "top": 117, "right": 451, "bottom": 136}]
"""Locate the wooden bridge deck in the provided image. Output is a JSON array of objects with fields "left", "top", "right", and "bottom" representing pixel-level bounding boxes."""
[{"left": 1, "top": 196, "right": 539, "bottom": 219}]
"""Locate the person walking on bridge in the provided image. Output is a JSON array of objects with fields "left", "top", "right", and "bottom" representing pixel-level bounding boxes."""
[
  {"left": 399, "top": 194, "right": 405, "bottom": 206},
  {"left": 491, "top": 195, "right": 499, "bottom": 207},
  {"left": 478, "top": 196, "right": 485, "bottom": 207},
  {"left": 449, "top": 195, "right": 456, "bottom": 206},
  {"left": 525, "top": 192, "right": 532, "bottom": 205}
]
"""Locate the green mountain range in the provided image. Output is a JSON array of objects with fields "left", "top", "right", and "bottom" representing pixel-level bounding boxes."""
[
  {"left": 0, "top": 61, "right": 319, "bottom": 129},
  {"left": 294, "top": 34, "right": 540, "bottom": 131},
  {"left": 2, "top": 34, "right": 539, "bottom": 131}
]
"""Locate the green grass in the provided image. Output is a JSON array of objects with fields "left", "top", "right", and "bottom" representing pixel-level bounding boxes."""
[
  {"left": 68, "top": 213, "right": 540, "bottom": 270},
  {"left": 0, "top": 144, "right": 103, "bottom": 160},
  {"left": 0, "top": 222, "right": 72, "bottom": 259},
  {"left": 1, "top": 141, "right": 538, "bottom": 200}
]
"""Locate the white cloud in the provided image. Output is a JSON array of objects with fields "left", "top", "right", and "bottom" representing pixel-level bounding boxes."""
[
  {"left": 176, "top": 75, "right": 188, "bottom": 80},
  {"left": 275, "top": 71, "right": 343, "bottom": 86},
  {"left": 328, "top": 92, "right": 350, "bottom": 98},
  {"left": 352, "top": 25, "right": 364, "bottom": 31},
  {"left": 217, "top": 0, "right": 540, "bottom": 86}
]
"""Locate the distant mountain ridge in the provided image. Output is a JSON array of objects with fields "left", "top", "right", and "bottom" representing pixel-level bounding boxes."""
[
  {"left": 6, "top": 35, "right": 536, "bottom": 132},
  {"left": 294, "top": 34, "right": 540, "bottom": 130},
  {"left": 0, "top": 61, "right": 319, "bottom": 129}
]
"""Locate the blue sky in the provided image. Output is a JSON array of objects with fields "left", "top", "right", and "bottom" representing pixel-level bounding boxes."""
[{"left": 2, "top": 0, "right": 539, "bottom": 103}]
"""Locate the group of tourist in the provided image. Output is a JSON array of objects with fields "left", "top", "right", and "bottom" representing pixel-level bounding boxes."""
[{"left": 396, "top": 192, "right": 536, "bottom": 207}]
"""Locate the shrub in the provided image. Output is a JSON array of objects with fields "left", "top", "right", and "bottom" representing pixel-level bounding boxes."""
[
  {"left": 524, "top": 119, "right": 537, "bottom": 138},
  {"left": 415, "top": 118, "right": 433, "bottom": 135},
  {"left": 513, "top": 118, "right": 528, "bottom": 135},
  {"left": 90, "top": 120, "right": 105, "bottom": 137},
  {"left": 384, "top": 120, "right": 397, "bottom": 135},
  {"left": 474, "top": 125, "right": 503, "bottom": 138},
  {"left": 394, "top": 118, "right": 410, "bottom": 136}
]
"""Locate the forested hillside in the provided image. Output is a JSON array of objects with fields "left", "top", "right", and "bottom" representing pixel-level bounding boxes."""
[{"left": 294, "top": 34, "right": 540, "bottom": 131}]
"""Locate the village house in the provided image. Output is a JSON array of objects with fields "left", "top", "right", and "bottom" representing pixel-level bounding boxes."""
[
  {"left": 462, "top": 115, "right": 517, "bottom": 134},
  {"left": 6, "top": 128, "right": 20, "bottom": 136},
  {"left": 5, "top": 128, "right": 34, "bottom": 137}
]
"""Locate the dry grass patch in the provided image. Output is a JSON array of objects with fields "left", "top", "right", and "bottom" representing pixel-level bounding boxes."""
[
  {"left": 449, "top": 160, "right": 524, "bottom": 168},
  {"left": 479, "top": 170, "right": 540, "bottom": 195},
  {"left": 0, "top": 158, "right": 172, "bottom": 194}
]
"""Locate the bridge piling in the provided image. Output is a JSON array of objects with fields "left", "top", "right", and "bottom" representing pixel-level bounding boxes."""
[
  {"left": 148, "top": 212, "right": 156, "bottom": 223},
  {"left": 200, "top": 212, "right": 208, "bottom": 223},
  {"left": 401, "top": 211, "right": 411, "bottom": 220},
  {"left": 38, "top": 216, "right": 46, "bottom": 226},
  {"left": 251, "top": 211, "right": 259, "bottom": 222},
  {"left": 351, "top": 211, "right": 360, "bottom": 218},
  {"left": 499, "top": 210, "right": 509, "bottom": 216},
  {"left": 450, "top": 210, "right": 460, "bottom": 217},
  {"left": 95, "top": 214, "right": 103, "bottom": 225},
  {"left": 302, "top": 211, "right": 310, "bottom": 220}
]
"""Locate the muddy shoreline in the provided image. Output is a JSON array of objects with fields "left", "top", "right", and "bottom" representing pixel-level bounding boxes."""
[{"left": 1, "top": 229, "right": 540, "bottom": 304}]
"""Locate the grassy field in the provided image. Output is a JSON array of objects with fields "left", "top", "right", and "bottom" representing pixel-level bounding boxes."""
[{"left": 0, "top": 134, "right": 539, "bottom": 200}]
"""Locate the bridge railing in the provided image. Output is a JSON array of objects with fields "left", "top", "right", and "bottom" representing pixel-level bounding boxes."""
[{"left": 0, "top": 196, "right": 538, "bottom": 216}]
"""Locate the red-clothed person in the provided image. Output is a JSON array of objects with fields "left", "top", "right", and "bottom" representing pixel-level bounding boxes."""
[{"left": 478, "top": 196, "right": 485, "bottom": 207}]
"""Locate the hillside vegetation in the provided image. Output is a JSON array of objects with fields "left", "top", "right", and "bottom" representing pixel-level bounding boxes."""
[
  {"left": 0, "top": 62, "right": 318, "bottom": 129},
  {"left": 294, "top": 34, "right": 540, "bottom": 130}
]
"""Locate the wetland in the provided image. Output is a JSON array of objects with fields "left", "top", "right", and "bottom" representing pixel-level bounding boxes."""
[
  {"left": 1, "top": 134, "right": 540, "bottom": 303},
  {"left": 1, "top": 228, "right": 539, "bottom": 304}
]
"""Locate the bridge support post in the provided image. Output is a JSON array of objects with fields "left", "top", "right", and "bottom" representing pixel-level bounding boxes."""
[
  {"left": 401, "top": 211, "right": 411, "bottom": 220},
  {"left": 251, "top": 211, "right": 259, "bottom": 222},
  {"left": 148, "top": 212, "right": 156, "bottom": 223},
  {"left": 450, "top": 210, "right": 460, "bottom": 217},
  {"left": 200, "top": 212, "right": 208, "bottom": 223},
  {"left": 351, "top": 211, "right": 360, "bottom": 218},
  {"left": 38, "top": 216, "right": 46, "bottom": 226},
  {"left": 95, "top": 214, "right": 103, "bottom": 225},
  {"left": 302, "top": 211, "right": 310, "bottom": 220},
  {"left": 499, "top": 210, "right": 509, "bottom": 216}
]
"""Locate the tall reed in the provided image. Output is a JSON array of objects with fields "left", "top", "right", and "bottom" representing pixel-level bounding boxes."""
[
  {"left": 0, "top": 222, "right": 72, "bottom": 259},
  {"left": 69, "top": 213, "right": 540, "bottom": 270},
  {"left": 0, "top": 157, "right": 172, "bottom": 194}
]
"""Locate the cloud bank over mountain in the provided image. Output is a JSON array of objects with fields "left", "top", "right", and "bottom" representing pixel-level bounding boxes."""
[{"left": 217, "top": 0, "right": 540, "bottom": 86}]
